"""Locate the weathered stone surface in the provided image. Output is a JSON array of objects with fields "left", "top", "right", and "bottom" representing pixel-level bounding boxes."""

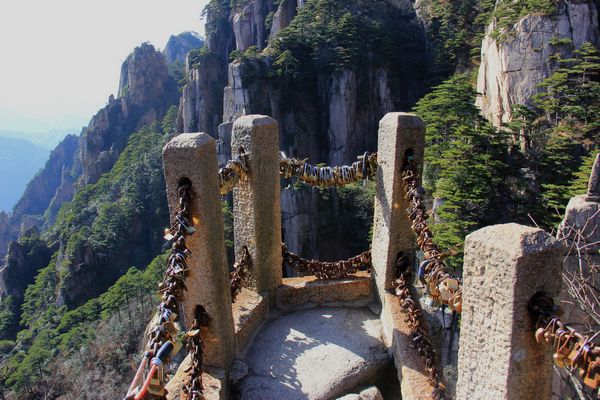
[
  {"left": 239, "top": 307, "right": 390, "bottom": 400},
  {"left": 276, "top": 272, "right": 372, "bottom": 310},
  {"left": 268, "top": 0, "right": 299, "bottom": 42},
  {"left": 166, "top": 356, "right": 225, "bottom": 400},
  {"left": 163, "top": 133, "right": 235, "bottom": 369},
  {"left": 233, "top": 288, "right": 269, "bottom": 357},
  {"left": 557, "top": 195, "right": 600, "bottom": 254},
  {"left": 456, "top": 223, "right": 563, "bottom": 400},
  {"left": 178, "top": 52, "right": 227, "bottom": 137},
  {"left": 337, "top": 395, "right": 361, "bottom": 400},
  {"left": 232, "top": 115, "right": 282, "bottom": 300},
  {"left": 233, "top": 3, "right": 255, "bottom": 52},
  {"left": 372, "top": 113, "right": 425, "bottom": 298},
  {"left": 477, "top": 1, "right": 600, "bottom": 127},
  {"left": 380, "top": 293, "right": 440, "bottom": 400},
  {"left": 217, "top": 122, "right": 233, "bottom": 166},
  {"left": 358, "top": 386, "right": 384, "bottom": 400}
]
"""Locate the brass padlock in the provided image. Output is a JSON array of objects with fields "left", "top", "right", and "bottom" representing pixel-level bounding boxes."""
[{"left": 582, "top": 359, "right": 600, "bottom": 389}]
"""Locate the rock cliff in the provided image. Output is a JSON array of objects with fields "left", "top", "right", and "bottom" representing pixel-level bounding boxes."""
[
  {"left": 163, "top": 31, "right": 204, "bottom": 64},
  {"left": 179, "top": 0, "right": 429, "bottom": 258},
  {"left": 0, "top": 134, "right": 79, "bottom": 260},
  {"left": 477, "top": 0, "right": 600, "bottom": 127},
  {"left": 82, "top": 43, "right": 178, "bottom": 184},
  {"left": 0, "top": 43, "right": 179, "bottom": 262}
]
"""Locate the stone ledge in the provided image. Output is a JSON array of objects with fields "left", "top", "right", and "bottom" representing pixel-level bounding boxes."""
[
  {"left": 166, "top": 356, "right": 226, "bottom": 400},
  {"left": 276, "top": 271, "right": 373, "bottom": 310},
  {"left": 232, "top": 287, "right": 269, "bottom": 357}
]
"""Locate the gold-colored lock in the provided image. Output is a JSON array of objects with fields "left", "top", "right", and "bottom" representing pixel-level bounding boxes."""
[
  {"left": 582, "top": 359, "right": 600, "bottom": 390},
  {"left": 567, "top": 338, "right": 589, "bottom": 368},
  {"left": 553, "top": 331, "right": 574, "bottom": 368}
]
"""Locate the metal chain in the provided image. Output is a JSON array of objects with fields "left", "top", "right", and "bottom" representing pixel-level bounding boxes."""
[
  {"left": 124, "top": 184, "right": 205, "bottom": 400},
  {"left": 529, "top": 293, "right": 600, "bottom": 392},
  {"left": 402, "top": 157, "right": 463, "bottom": 313},
  {"left": 219, "top": 151, "right": 249, "bottom": 195},
  {"left": 279, "top": 152, "right": 378, "bottom": 187},
  {"left": 182, "top": 310, "right": 208, "bottom": 400},
  {"left": 282, "top": 243, "right": 371, "bottom": 280},
  {"left": 392, "top": 254, "right": 450, "bottom": 400},
  {"left": 230, "top": 246, "right": 253, "bottom": 303}
]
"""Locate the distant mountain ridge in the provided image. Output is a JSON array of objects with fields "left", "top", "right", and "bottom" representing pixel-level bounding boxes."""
[
  {"left": 0, "top": 129, "right": 74, "bottom": 150},
  {"left": 0, "top": 136, "right": 49, "bottom": 212}
]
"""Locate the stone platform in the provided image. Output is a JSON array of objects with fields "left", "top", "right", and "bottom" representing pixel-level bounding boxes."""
[{"left": 236, "top": 307, "right": 391, "bottom": 400}]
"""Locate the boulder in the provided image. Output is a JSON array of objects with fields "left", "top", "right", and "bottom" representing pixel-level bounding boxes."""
[{"left": 238, "top": 307, "right": 390, "bottom": 400}]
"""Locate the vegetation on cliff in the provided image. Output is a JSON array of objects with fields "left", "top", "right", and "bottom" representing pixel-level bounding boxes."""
[{"left": 0, "top": 110, "right": 178, "bottom": 398}]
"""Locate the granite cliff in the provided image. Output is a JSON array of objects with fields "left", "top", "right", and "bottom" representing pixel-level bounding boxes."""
[
  {"left": 477, "top": 0, "right": 600, "bottom": 127},
  {"left": 0, "top": 43, "right": 179, "bottom": 318},
  {"left": 178, "top": 0, "right": 430, "bottom": 258}
]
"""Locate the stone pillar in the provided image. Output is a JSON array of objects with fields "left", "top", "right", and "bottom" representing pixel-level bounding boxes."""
[
  {"left": 456, "top": 223, "right": 563, "bottom": 400},
  {"left": 163, "top": 133, "right": 235, "bottom": 369},
  {"left": 372, "top": 112, "right": 425, "bottom": 301},
  {"left": 232, "top": 115, "right": 283, "bottom": 302}
]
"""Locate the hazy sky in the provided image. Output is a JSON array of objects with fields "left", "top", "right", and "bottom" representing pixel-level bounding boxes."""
[{"left": 0, "top": 0, "right": 208, "bottom": 133}]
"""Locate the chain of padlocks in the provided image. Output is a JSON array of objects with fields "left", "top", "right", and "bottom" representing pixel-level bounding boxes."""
[
  {"left": 530, "top": 293, "right": 600, "bottom": 391},
  {"left": 125, "top": 149, "right": 600, "bottom": 399},
  {"left": 401, "top": 157, "right": 463, "bottom": 313},
  {"left": 282, "top": 243, "right": 372, "bottom": 279},
  {"left": 219, "top": 151, "right": 249, "bottom": 195},
  {"left": 393, "top": 253, "right": 450, "bottom": 400},
  {"left": 124, "top": 184, "right": 203, "bottom": 400},
  {"left": 279, "top": 151, "right": 378, "bottom": 187},
  {"left": 230, "top": 246, "right": 253, "bottom": 303}
]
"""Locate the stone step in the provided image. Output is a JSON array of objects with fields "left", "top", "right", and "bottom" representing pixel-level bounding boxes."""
[{"left": 237, "top": 307, "right": 391, "bottom": 400}]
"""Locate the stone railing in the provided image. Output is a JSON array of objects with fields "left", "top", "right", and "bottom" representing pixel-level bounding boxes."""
[{"left": 157, "top": 113, "right": 570, "bottom": 400}]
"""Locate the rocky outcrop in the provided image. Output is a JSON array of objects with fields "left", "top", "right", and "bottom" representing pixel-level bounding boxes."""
[
  {"left": 162, "top": 31, "right": 204, "bottom": 64},
  {"left": 268, "top": 0, "right": 300, "bottom": 42},
  {"left": 0, "top": 134, "right": 79, "bottom": 260},
  {"left": 178, "top": 53, "right": 227, "bottom": 136},
  {"left": 0, "top": 229, "right": 54, "bottom": 301},
  {"left": 81, "top": 43, "right": 178, "bottom": 184},
  {"left": 239, "top": 307, "right": 390, "bottom": 399},
  {"left": 232, "top": 0, "right": 276, "bottom": 52},
  {"left": 178, "top": 0, "right": 429, "bottom": 257},
  {"left": 477, "top": 1, "right": 600, "bottom": 127}
]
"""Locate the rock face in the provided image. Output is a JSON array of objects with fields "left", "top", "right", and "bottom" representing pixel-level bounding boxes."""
[
  {"left": 81, "top": 43, "right": 177, "bottom": 185},
  {"left": 162, "top": 31, "right": 204, "bottom": 64},
  {"left": 0, "top": 43, "right": 180, "bottom": 313},
  {"left": 238, "top": 307, "right": 390, "bottom": 400},
  {"left": 477, "top": 1, "right": 600, "bottom": 127},
  {"left": 558, "top": 194, "right": 600, "bottom": 254},
  {"left": 0, "top": 134, "right": 79, "bottom": 260},
  {"left": 0, "top": 229, "right": 54, "bottom": 302},
  {"left": 178, "top": 0, "right": 429, "bottom": 258}
]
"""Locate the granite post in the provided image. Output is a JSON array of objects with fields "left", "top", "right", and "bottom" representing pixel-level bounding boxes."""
[
  {"left": 456, "top": 223, "right": 563, "bottom": 400},
  {"left": 163, "top": 133, "right": 235, "bottom": 369},
  {"left": 232, "top": 115, "right": 283, "bottom": 302}
]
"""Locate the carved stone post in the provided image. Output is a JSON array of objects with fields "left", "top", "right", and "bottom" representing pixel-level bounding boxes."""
[
  {"left": 163, "top": 133, "right": 235, "bottom": 369},
  {"left": 456, "top": 223, "right": 563, "bottom": 400},
  {"left": 373, "top": 113, "right": 430, "bottom": 400},
  {"left": 232, "top": 115, "right": 283, "bottom": 302},
  {"left": 372, "top": 112, "right": 425, "bottom": 300}
]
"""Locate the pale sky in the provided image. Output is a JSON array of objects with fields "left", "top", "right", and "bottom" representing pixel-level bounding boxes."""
[{"left": 0, "top": 0, "right": 208, "bottom": 133}]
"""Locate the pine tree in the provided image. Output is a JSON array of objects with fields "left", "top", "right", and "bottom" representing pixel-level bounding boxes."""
[{"left": 414, "top": 74, "right": 508, "bottom": 267}]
